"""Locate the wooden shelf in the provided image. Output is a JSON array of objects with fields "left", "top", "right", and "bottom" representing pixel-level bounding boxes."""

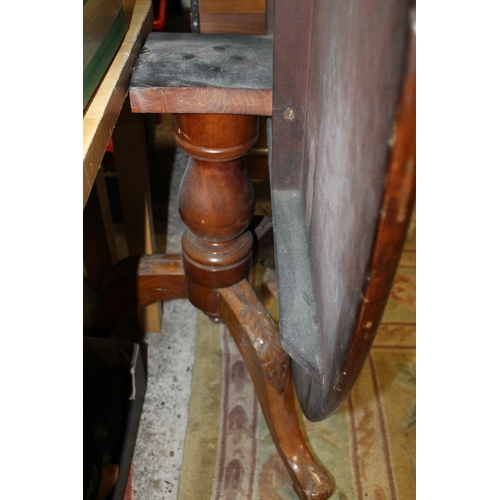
[{"left": 83, "top": 0, "right": 154, "bottom": 209}]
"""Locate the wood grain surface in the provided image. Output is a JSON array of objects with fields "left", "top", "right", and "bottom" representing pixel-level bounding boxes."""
[
  {"left": 90, "top": 254, "right": 187, "bottom": 337},
  {"left": 271, "top": 0, "right": 314, "bottom": 190},
  {"left": 292, "top": 3, "right": 416, "bottom": 421},
  {"left": 129, "top": 33, "right": 272, "bottom": 115},
  {"left": 198, "top": 0, "right": 266, "bottom": 49},
  {"left": 174, "top": 113, "right": 258, "bottom": 318},
  {"left": 199, "top": 14, "right": 266, "bottom": 35},
  {"left": 199, "top": 0, "right": 265, "bottom": 15},
  {"left": 83, "top": 0, "right": 154, "bottom": 208}
]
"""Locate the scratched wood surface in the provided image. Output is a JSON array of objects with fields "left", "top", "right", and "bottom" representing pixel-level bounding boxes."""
[
  {"left": 271, "top": 0, "right": 416, "bottom": 420},
  {"left": 129, "top": 33, "right": 272, "bottom": 115},
  {"left": 303, "top": 0, "right": 414, "bottom": 420}
]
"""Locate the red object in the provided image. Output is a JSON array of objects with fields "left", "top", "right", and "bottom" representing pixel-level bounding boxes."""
[
  {"left": 107, "top": 0, "right": 165, "bottom": 155},
  {"left": 123, "top": 464, "right": 134, "bottom": 500},
  {"left": 153, "top": 0, "right": 166, "bottom": 31},
  {"left": 106, "top": 137, "right": 114, "bottom": 153},
  {"left": 152, "top": 0, "right": 166, "bottom": 126}
]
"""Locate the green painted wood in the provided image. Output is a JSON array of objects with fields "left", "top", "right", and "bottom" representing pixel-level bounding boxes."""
[
  {"left": 84, "top": 0, "right": 123, "bottom": 70},
  {"left": 83, "top": 7, "right": 128, "bottom": 109}
]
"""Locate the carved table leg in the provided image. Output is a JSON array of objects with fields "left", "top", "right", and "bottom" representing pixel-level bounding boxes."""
[
  {"left": 174, "top": 112, "right": 332, "bottom": 498},
  {"left": 220, "top": 280, "right": 334, "bottom": 500}
]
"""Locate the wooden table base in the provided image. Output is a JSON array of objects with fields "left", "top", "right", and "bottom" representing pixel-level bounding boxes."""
[{"left": 90, "top": 113, "right": 333, "bottom": 499}]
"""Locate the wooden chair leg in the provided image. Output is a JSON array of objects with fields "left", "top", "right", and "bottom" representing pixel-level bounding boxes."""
[{"left": 219, "top": 279, "right": 334, "bottom": 500}]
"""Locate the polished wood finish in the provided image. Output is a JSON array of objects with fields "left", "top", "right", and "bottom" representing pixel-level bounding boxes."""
[
  {"left": 292, "top": 14, "right": 416, "bottom": 420},
  {"left": 172, "top": 111, "right": 330, "bottom": 497},
  {"left": 200, "top": 0, "right": 265, "bottom": 15},
  {"left": 90, "top": 254, "right": 187, "bottom": 337},
  {"left": 199, "top": 14, "right": 265, "bottom": 35},
  {"left": 91, "top": 100, "right": 331, "bottom": 496},
  {"left": 198, "top": 0, "right": 266, "bottom": 35},
  {"left": 219, "top": 280, "right": 333, "bottom": 500},
  {"left": 271, "top": 0, "right": 416, "bottom": 420},
  {"left": 174, "top": 113, "right": 258, "bottom": 318},
  {"left": 90, "top": 4, "right": 416, "bottom": 496},
  {"left": 174, "top": 113, "right": 260, "bottom": 163},
  {"left": 129, "top": 33, "right": 272, "bottom": 116},
  {"left": 271, "top": 0, "right": 313, "bottom": 190}
]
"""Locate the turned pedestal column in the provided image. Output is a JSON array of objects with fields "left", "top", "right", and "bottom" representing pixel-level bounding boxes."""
[{"left": 175, "top": 113, "right": 258, "bottom": 321}]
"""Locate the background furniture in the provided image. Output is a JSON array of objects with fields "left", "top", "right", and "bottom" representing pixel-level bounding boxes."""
[
  {"left": 197, "top": 0, "right": 266, "bottom": 35},
  {"left": 83, "top": 0, "right": 162, "bottom": 332}
]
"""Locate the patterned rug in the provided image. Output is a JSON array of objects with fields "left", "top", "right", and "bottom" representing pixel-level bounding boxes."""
[{"left": 177, "top": 217, "right": 416, "bottom": 500}]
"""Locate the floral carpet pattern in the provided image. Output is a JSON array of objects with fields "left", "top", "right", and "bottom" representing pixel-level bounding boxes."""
[{"left": 178, "top": 216, "right": 416, "bottom": 500}]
